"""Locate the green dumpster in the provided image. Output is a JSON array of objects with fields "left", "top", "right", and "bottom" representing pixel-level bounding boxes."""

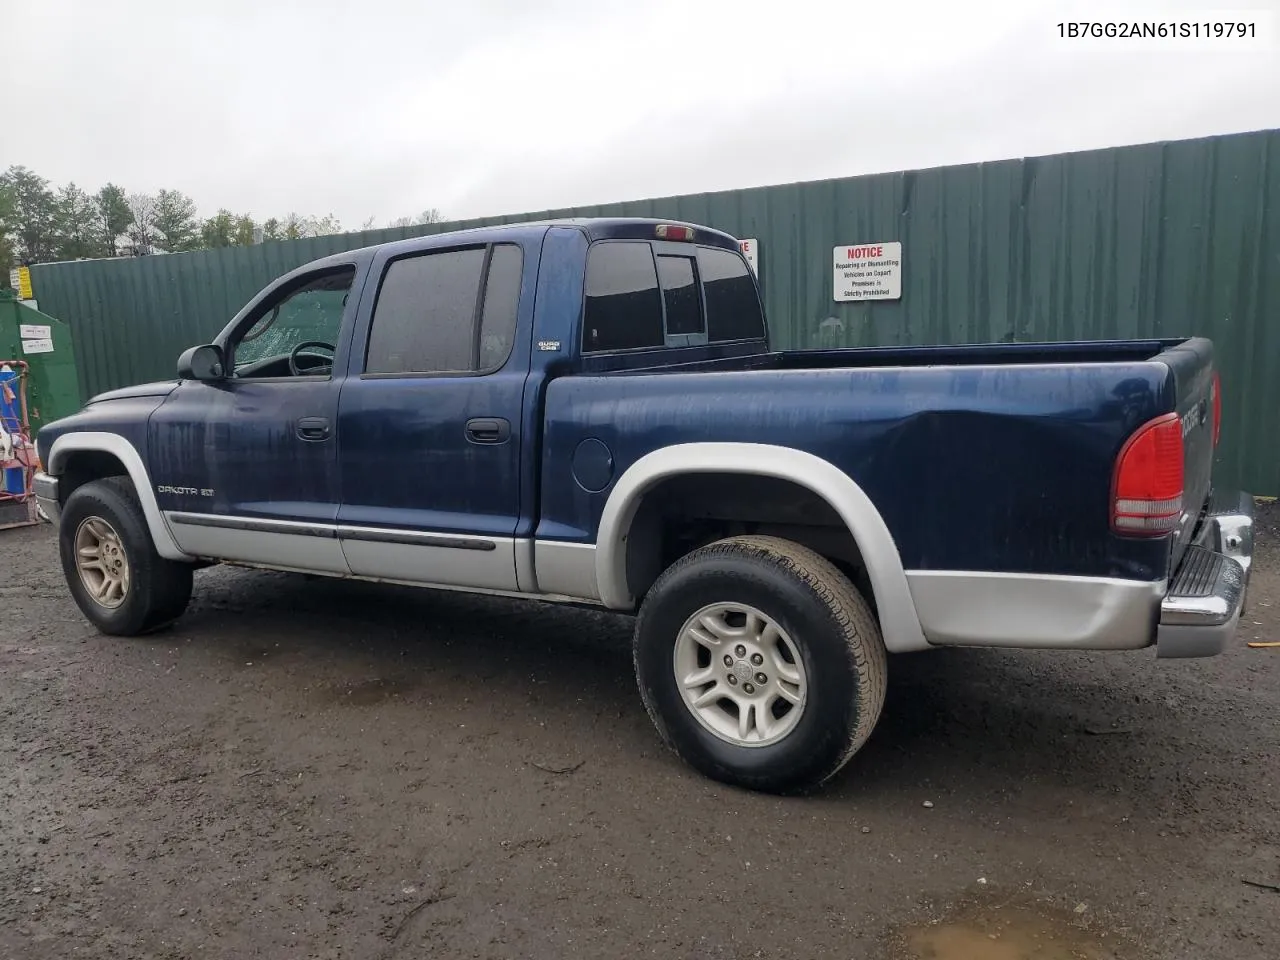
[{"left": 0, "top": 289, "right": 83, "bottom": 435}]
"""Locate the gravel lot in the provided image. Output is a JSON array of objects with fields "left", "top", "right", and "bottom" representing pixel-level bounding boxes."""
[{"left": 2, "top": 509, "right": 1278, "bottom": 959}]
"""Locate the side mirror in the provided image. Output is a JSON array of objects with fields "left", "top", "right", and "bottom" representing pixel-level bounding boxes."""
[{"left": 177, "top": 344, "right": 225, "bottom": 381}]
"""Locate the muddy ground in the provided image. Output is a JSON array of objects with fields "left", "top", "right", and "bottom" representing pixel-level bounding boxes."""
[{"left": 2, "top": 509, "right": 1278, "bottom": 960}]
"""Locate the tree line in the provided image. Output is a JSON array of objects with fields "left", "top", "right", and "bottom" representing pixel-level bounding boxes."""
[{"left": 0, "top": 165, "right": 443, "bottom": 271}]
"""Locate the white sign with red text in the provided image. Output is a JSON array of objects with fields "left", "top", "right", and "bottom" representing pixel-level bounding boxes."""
[
  {"left": 833, "top": 242, "right": 901, "bottom": 301},
  {"left": 738, "top": 238, "right": 759, "bottom": 275}
]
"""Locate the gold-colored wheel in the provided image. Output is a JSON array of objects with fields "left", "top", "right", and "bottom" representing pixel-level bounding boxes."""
[{"left": 74, "top": 516, "right": 131, "bottom": 609}]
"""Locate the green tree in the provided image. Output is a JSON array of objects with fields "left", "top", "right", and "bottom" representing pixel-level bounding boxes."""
[
  {"left": 95, "top": 184, "right": 132, "bottom": 257},
  {"left": 311, "top": 213, "right": 342, "bottom": 236},
  {"left": 232, "top": 213, "right": 257, "bottom": 246},
  {"left": 53, "top": 183, "right": 102, "bottom": 260},
  {"left": 152, "top": 189, "right": 199, "bottom": 252},
  {"left": 200, "top": 209, "right": 236, "bottom": 248},
  {"left": 2, "top": 165, "right": 58, "bottom": 263},
  {"left": 0, "top": 178, "right": 16, "bottom": 274},
  {"left": 280, "top": 212, "right": 308, "bottom": 239},
  {"left": 260, "top": 217, "right": 283, "bottom": 241},
  {"left": 277, "top": 212, "right": 342, "bottom": 239},
  {"left": 389, "top": 208, "right": 443, "bottom": 228},
  {"left": 123, "top": 193, "right": 162, "bottom": 255}
]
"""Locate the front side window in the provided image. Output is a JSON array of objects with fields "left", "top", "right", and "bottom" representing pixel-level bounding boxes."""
[
  {"left": 583, "top": 241, "right": 664, "bottom": 353},
  {"left": 365, "top": 243, "right": 524, "bottom": 376},
  {"left": 232, "top": 266, "right": 354, "bottom": 378}
]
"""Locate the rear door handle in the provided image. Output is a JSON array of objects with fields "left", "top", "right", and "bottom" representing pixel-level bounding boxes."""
[
  {"left": 297, "top": 416, "right": 331, "bottom": 441},
  {"left": 465, "top": 417, "right": 511, "bottom": 444}
]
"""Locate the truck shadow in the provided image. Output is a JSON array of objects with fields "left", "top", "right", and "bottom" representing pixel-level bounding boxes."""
[{"left": 176, "top": 564, "right": 1242, "bottom": 816}]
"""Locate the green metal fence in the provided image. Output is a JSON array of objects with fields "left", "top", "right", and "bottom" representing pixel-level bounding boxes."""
[{"left": 28, "top": 128, "right": 1280, "bottom": 494}]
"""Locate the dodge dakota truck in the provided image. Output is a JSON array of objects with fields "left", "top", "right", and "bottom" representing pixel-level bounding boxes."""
[{"left": 33, "top": 217, "right": 1254, "bottom": 793}]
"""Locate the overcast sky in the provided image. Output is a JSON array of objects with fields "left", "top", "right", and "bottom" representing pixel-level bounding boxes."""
[{"left": 3, "top": 0, "right": 1277, "bottom": 227}]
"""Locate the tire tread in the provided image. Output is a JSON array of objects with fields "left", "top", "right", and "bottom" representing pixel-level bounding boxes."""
[
  {"left": 634, "top": 534, "right": 887, "bottom": 792},
  {"left": 59, "top": 476, "right": 193, "bottom": 635}
]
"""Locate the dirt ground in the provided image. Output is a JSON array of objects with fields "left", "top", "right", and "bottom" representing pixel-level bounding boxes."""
[{"left": 2, "top": 509, "right": 1278, "bottom": 960}]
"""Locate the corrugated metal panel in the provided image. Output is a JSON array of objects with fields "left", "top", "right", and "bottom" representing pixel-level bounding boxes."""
[{"left": 29, "top": 129, "right": 1279, "bottom": 493}]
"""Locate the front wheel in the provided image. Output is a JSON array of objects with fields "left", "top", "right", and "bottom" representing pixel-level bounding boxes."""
[
  {"left": 58, "top": 477, "right": 194, "bottom": 636},
  {"left": 633, "top": 535, "right": 887, "bottom": 794}
]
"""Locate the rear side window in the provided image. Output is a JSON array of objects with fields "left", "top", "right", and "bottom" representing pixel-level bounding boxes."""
[
  {"left": 365, "top": 244, "right": 523, "bottom": 375},
  {"left": 583, "top": 242, "right": 664, "bottom": 352},
  {"left": 697, "top": 246, "right": 765, "bottom": 342}
]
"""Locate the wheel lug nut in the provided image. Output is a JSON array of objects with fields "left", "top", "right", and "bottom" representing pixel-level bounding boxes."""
[
  {"left": 750, "top": 653, "right": 763, "bottom": 666},
  {"left": 756, "top": 673, "right": 767, "bottom": 684},
  {"left": 743, "top": 682, "right": 755, "bottom": 695},
  {"left": 723, "top": 655, "right": 733, "bottom": 667},
  {"left": 735, "top": 645, "right": 746, "bottom": 658},
  {"left": 727, "top": 675, "right": 738, "bottom": 685}
]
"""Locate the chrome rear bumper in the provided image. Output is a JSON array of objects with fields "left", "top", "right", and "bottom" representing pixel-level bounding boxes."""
[{"left": 1156, "top": 490, "right": 1254, "bottom": 658}]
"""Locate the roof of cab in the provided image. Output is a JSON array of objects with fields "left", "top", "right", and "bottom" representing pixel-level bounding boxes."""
[{"left": 301, "top": 217, "right": 742, "bottom": 272}]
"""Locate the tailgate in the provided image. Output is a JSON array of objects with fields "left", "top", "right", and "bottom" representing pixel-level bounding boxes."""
[{"left": 1157, "top": 338, "right": 1218, "bottom": 570}]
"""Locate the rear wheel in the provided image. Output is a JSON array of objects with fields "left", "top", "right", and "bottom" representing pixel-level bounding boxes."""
[
  {"left": 58, "top": 477, "right": 193, "bottom": 636},
  {"left": 633, "top": 535, "right": 887, "bottom": 793}
]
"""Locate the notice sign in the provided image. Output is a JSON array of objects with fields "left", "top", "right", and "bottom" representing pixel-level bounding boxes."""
[
  {"left": 739, "top": 238, "right": 759, "bottom": 275},
  {"left": 21, "top": 338, "right": 54, "bottom": 355},
  {"left": 833, "top": 242, "right": 902, "bottom": 302},
  {"left": 19, "top": 323, "right": 50, "bottom": 340}
]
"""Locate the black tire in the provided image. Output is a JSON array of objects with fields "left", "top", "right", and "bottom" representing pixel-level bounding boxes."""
[
  {"left": 633, "top": 535, "right": 887, "bottom": 794},
  {"left": 58, "top": 477, "right": 194, "bottom": 636}
]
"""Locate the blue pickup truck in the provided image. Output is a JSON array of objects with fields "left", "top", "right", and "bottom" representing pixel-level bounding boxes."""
[{"left": 33, "top": 217, "right": 1254, "bottom": 792}]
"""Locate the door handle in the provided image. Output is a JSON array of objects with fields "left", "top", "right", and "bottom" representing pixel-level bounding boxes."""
[
  {"left": 297, "top": 416, "right": 331, "bottom": 441},
  {"left": 465, "top": 417, "right": 511, "bottom": 444}
]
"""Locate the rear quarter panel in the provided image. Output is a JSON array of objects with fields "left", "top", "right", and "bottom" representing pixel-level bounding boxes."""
[{"left": 539, "top": 361, "right": 1178, "bottom": 581}]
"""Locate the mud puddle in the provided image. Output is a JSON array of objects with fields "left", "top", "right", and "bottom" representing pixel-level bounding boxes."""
[{"left": 894, "top": 900, "right": 1136, "bottom": 960}]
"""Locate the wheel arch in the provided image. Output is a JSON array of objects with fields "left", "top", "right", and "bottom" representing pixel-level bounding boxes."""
[
  {"left": 47, "top": 431, "right": 191, "bottom": 561},
  {"left": 595, "top": 443, "right": 928, "bottom": 653}
]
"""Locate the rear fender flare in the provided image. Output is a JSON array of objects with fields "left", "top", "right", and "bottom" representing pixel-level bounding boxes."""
[
  {"left": 594, "top": 442, "right": 928, "bottom": 653},
  {"left": 47, "top": 431, "right": 191, "bottom": 561}
]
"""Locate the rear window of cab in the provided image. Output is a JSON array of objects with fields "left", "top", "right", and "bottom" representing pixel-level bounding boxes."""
[{"left": 582, "top": 241, "right": 764, "bottom": 354}]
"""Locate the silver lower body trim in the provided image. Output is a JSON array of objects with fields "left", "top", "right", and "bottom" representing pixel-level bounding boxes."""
[
  {"left": 340, "top": 536, "right": 517, "bottom": 591},
  {"left": 910, "top": 491, "right": 1257, "bottom": 657},
  {"left": 907, "top": 569, "right": 1165, "bottom": 650},
  {"left": 534, "top": 541, "right": 599, "bottom": 600},
  {"left": 163, "top": 511, "right": 602, "bottom": 601},
  {"left": 214, "top": 557, "right": 608, "bottom": 607},
  {"left": 167, "top": 512, "right": 351, "bottom": 575}
]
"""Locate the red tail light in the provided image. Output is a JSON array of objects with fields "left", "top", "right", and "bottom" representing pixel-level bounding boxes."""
[
  {"left": 1112, "top": 413, "right": 1184, "bottom": 536},
  {"left": 1211, "top": 371, "right": 1222, "bottom": 446}
]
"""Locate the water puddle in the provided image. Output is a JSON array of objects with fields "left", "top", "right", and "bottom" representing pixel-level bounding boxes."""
[{"left": 895, "top": 902, "right": 1133, "bottom": 960}]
